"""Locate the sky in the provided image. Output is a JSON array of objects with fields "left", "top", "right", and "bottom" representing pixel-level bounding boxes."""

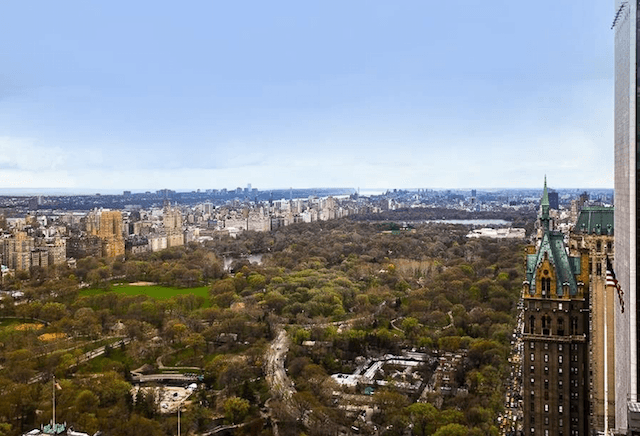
[{"left": 0, "top": 1, "right": 613, "bottom": 192}]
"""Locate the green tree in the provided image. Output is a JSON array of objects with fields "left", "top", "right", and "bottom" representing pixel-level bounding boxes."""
[
  {"left": 432, "top": 423, "right": 467, "bottom": 436},
  {"left": 406, "top": 402, "right": 438, "bottom": 436},
  {"left": 223, "top": 396, "right": 250, "bottom": 424}
]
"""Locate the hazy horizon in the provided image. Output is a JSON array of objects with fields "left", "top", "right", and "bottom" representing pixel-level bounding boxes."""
[{"left": 0, "top": 186, "right": 614, "bottom": 198}]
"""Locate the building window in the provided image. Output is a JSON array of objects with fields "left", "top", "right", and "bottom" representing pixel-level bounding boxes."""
[
  {"left": 530, "top": 365, "right": 535, "bottom": 374},
  {"left": 559, "top": 418, "right": 563, "bottom": 427},
  {"left": 531, "top": 402, "right": 535, "bottom": 412},
  {"left": 544, "top": 342, "right": 549, "bottom": 350},
  {"left": 597, "top": 241, "right": 602, "bottom": 252},
  {"left": 544, "top": 404, "right": 549, "bottom": 412},
  {"left": 570, "top": 317, "right": 578, "bottom": 335},
  {"left": 558, "top": 344, "right": 563, "bottom": 351},
  {"left": 542, "top": 316, "right": 551, "bottom": 335},
  {"left": 596, "top": 263, "right": 602, "bottom": 276},
  {"left": 544, "top": 380, "right": 549, "bottom": 390},
  {"left": 545, "top": 429, "right": 549, "bottom": 436},
  {"left": 530, "top": 342, "right": 535, "bottom": 350},
  {"left": 530, "top": 316, "right": 536, "bottom": 334},
  {"left": 559, "top": 355, "right": 563, "bottom": 364},
  {"left": 531, "top": 353, "right": 535, "bottom": 362},
  {"left": 544, "top": 366, "right": 549, "bottom": 375},
  {"left": 559, "top": 405, "right": 563, "bottom": 413},
  {"left": 544, "top": 354, "right": 549, "bottom": 362},
  {"left": 557, "top": 318, "right": 564, "bottom": 336},
  {"left": 541, "top": 277, "right": 551, "bottom": 297},
  {"left": 607, "top": 242, "right": 612, "bottom": 252}
]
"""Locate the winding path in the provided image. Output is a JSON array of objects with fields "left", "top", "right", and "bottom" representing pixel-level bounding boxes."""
[{"left": 264, "top": 328, "right": 296, "bottom": 436}]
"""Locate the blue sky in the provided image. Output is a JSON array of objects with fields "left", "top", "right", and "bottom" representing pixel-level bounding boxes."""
[{"left": 0, "top": 1, "right": 613, "bottom": 192}]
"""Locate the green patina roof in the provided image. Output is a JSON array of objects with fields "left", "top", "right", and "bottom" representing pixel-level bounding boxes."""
[
  {"left": 525, "top": 178, "right": 582, "bottom": 297},
  {"left": 541, "top": 176, "right": 549, "bottom": 208},
  {"left": 525, "top": 231, "right": 581, "bottom": 297},
  {"left": 575, "top": 206, "right": 614, "bottom": 235}
]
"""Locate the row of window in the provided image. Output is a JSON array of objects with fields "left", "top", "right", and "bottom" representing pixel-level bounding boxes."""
[
  {"left": 528, "top": 316, "right": 580, "bottom": 335},
  {"left": 529, "top": 353, "right": 579, "bottom": 363}
]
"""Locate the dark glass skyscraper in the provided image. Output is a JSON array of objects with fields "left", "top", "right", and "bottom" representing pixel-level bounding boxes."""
[{"left": 614, "top": 0, "right": 640, "bottom": 433}]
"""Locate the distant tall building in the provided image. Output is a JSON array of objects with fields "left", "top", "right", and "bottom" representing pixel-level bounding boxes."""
[
  {"left": 548, "top": 190, "right": 559, "bottom": 210},
  {"left": 613, "top": 0, "right": 640, "bottom": 432},
  {"left": 3, "top": 231, "right": 34, "bottom": 271},
  {"left": 86, "top": 209, "right": 125, "bottom": 258},
  {"left": 163, "top": 202, "right": 184, "bottom": 248},
  {"left": 522, "top": 180, "right": 590, "bottom": 436}
]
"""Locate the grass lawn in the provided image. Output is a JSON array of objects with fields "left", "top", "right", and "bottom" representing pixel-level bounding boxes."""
[{"left": 80, "top": 284, "right": 210, "bottom": 301}]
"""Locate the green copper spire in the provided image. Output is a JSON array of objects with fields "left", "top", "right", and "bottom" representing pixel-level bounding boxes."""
[{"left": 540, "top": 176, "right": 550, "bottom": 231}]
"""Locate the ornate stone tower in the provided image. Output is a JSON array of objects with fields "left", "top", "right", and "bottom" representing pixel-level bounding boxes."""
[{"left": 522, "top": 180, "right": 590, "bottom": 436}]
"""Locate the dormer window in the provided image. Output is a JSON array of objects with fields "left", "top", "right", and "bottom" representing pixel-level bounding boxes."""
[
  {"left": 541, "top": 277, "right": 551, "bottom": 298},
  {"left": 562, "top": 283, "right": 570, "bottom": 296}
]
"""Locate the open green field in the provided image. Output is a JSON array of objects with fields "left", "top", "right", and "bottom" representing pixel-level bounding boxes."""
[{"left": 79, "top": 284, "right": 210, "bottom": 301}]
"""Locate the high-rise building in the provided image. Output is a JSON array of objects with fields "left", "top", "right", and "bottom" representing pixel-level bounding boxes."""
[
  {"left": 613, "top": 0, "right": 640, "bottom": 432},
  {"left": 3, "top": 231, "right": 35, "bottom": 271},
  {"left": 163, "top": 202, "right": 184, "bottom": 248},
  {"left": 86, "top": 209, "right": 125, "bottom": 258},
  {"left": 570, "top": 206, "right": 616, "bottom": 432},
  {"left": 522, "top": 181, "right": 590, "bottom": 436},
  {"left": 548, "top": 190, "right": 559, "bottom": 210}
]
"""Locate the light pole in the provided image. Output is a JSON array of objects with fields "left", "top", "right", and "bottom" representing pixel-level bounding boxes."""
[{"left": 177, "top": 400, "right": 184, "bottom": 436}]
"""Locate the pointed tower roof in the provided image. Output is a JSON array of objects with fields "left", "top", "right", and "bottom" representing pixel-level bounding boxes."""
[
  {"left": 541, "top": 175, "right": 549, "bottom": 208},
  {"left": 540, "top": 176, "right": 550, "bottom": 230}
]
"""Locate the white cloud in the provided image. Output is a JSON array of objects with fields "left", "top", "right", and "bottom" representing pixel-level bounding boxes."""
[{"left": 0, "top": 137, "right": 67, "bottom": 171}]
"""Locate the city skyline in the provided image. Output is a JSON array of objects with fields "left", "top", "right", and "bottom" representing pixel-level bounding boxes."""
[{"left": 1, "top": 1, "right": 613, "bottom": 191}]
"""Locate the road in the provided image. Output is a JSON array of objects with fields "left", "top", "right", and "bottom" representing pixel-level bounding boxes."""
[
  {"left": 29, "top": 337, "right": 131, "bottom": 384},
  {"left": 264, "top": 328, "right": 297, "bottom": 436},
  {"left": 265, "top": 329, "right": 295, "bottom": 401}
]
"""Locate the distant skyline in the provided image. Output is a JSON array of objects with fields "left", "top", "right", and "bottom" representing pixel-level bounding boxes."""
[{"left": 1, "top": 2, "right": 612, "bottom": 191}]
